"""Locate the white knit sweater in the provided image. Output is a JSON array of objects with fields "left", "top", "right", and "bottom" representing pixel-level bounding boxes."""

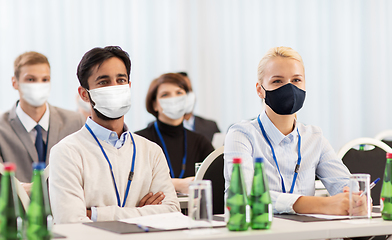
[{"left": 49, "top": 126, "right": 180, "bottom": 224}]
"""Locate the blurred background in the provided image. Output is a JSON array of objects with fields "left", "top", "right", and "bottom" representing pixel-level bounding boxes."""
[{"left": 0, "top": 0, "right": 391, "bottom": 151}]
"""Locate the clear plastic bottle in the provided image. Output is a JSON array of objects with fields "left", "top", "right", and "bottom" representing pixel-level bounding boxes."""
[
  {"left": 226, "top": 158, "right": 249, "bottom": 231},
  {"left": 26, "top": 162, "right": 52, "bottom": 239},
  {"left": 381, "top": 153, "right": 392, "bottom": 220},
  {"left": 249, "top": 157, "right": 272, "bottom": 229},
  {"left": 0, "top": 163, "right": 23, "bottom": 240}
]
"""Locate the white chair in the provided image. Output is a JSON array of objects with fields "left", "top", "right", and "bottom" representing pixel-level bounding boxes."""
[
  {"left": 195, "top": 146, "right": 224, "bottom": 180},
  {"left": 337, "top": 137, "right": 392, "bottom": 205},
  {"left": 374, "top": 130, "right": 392, "bottom": 142},
  {"left": 337, "top": 137, "right": 392, "bottom": 159},
  {"left": 0, "top": 163, "right": 30, "bottom": 211},
  {"left": 194, "top": 146, "right": 224, "bottom": 214},
  {"left": 375, "top": 130, "right": 392, "bottom": 151},
  {"left": 44, "top": 164, "right": 49, "bottom": 182}
]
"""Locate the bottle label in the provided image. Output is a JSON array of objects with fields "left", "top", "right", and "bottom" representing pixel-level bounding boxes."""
[
  {"left": 224, "top": 207, "right": 229, "bottom": 223},
  {"left": 268, "top": 204, "right": 273, "bottom": 222},
  {"left": 246, "top": 205, "right": 251, "bottom": 223},
  {"left": 47, "top": 215, "right": 53, "bottom": 231},
  {"left": 17, "top": 216, "right": 23, "bottom": 232}
]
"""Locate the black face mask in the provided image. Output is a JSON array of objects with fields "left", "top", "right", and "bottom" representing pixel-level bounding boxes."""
[{"left": 261, "top": 83, "right": 306, "bottom": 115}]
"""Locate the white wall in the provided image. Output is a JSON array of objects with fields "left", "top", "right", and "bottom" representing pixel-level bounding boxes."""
[{"left": 0, "top": 0, "right": 391, "bottom": 151}]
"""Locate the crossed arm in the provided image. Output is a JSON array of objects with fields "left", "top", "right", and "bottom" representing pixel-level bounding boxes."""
[{"left": 87, "top": 191, "right": 166, "bottom": 219}]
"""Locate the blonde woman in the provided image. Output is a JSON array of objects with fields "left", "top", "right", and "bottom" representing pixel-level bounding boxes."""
[{"left": 224, "top": 47, "right": 367, "bottom": 216}]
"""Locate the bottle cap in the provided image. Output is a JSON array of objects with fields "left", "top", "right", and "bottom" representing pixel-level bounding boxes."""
[
  {"left": 387, "top": 153, "right": 392, "bottom": 159},
  {"left": 255, "top": 157, "right": 264, "bottom": 163},
  {"left": 233, "top": 158, "right": 242, "bottom": 164},
  {"left": 4, "top": 162, "right": 16, "bottom": 171},
  {"left": 33, "top": 162, "right": 46, "bottom": 171}
]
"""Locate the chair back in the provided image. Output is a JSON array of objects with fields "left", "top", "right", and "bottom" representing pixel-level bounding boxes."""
[
  {"left": 337, "top": 137, "right": 392, "bottom": 205},
  {"left": 374, "top": 130, "right": 392, "bottom": 149},
  {"left": 195, "top": 146, "right": 224, "bottom": 214},
  {"left": 44, "top": 165, "right": 49, "bottom": 182}
]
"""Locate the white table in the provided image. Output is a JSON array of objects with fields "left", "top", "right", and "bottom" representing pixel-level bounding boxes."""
[
  {"left": 52, "top": 216, "right": 392, "bottom": 240},
  {"left": 178, "top": 195, "right": 188, "bottom": 209}
]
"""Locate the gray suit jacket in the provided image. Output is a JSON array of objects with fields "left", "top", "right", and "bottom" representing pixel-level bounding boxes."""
[
  {"left": 193, "top": 115, "right": 220, "bottom": 142},
  {"left": 0, "top": 102, "right": 85, "bottom": 182}
]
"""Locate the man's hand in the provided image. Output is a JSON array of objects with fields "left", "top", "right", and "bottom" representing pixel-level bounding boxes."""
[
  {"left": 86, "top": 209, "right": 91, "bottom": 219},
  {"left": 138, "top": 192, "right": 165, "bottom": 207}
]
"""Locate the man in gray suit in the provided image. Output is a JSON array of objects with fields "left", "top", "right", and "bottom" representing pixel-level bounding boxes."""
[{"left": 0, "top": 51, "right": 84, "bottom": 183}]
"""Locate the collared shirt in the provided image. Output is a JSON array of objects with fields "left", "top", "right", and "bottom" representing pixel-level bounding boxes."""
[
  {"left": 183, "top": 114, "right": 195, "bottom": 131},
  {"left": 16, "top": 102, "right": 50, "bottom": 144},
  {"left": 224, "top": 111, "right": 351, "bottom": 214},
  {"left": 85, "top": 117, "right": 129, "bottom": 149}
]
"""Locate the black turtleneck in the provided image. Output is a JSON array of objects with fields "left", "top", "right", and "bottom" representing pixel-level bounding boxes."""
[{"left": 135, "top": 119, "right": 214, "bottom": 178}]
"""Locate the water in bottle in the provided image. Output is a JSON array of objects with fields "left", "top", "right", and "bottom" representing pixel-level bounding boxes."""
[
  {"left": 26, "top": 162, "right": 52, "bottom": 239},
  {"left": 0, "top": 163, "right": 23, "bottom": 240},
  {"left": 381, "top": 153, "right": 392, "bottom": 220},
  {"left": 226, "top": 158, "right": 250, "bottom": 231},
  {"left": 250, "top": 157, "right": 272, "bottom": 229}
]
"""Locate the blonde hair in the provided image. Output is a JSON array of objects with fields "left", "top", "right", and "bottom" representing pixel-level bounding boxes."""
[
  {"left": 257, "top": 46, "right": 304, "bottom": 83},
  {"left": 14, "top": 51, "right": 50, "bottom": 79}
]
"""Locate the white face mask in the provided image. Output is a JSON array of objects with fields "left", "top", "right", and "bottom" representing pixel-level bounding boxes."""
[
  {"left": 88, "top": 85, "right": 131, "bottom": 119},
  {"left": 158, "top": 95, "right": 187, "bottom": 120},
  {"left": 185, "top": 92, "right": 196, "bottom": 114},
  {"left": 19, "top": 82, "right": 51, "bottom": 107}
]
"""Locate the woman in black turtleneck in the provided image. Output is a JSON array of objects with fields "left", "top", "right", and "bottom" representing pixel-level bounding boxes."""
[{"left": 136, "top": 73, "right": 214, "bottom": 194}]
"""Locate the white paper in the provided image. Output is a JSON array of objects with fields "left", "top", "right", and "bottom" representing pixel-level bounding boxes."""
[{"left": 120, "top": 212, "right": 226, "bottom": 230}]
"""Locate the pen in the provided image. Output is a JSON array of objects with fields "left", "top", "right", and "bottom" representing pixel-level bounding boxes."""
[
  {"left": 137, "top": 223, "right": 149, "bottom": 232},
  {"left": 360, "top": 178, "right": 380, "bottom": 197}
]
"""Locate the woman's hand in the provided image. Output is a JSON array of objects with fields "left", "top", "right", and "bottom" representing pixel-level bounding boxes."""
[{"left": 172, "top": 177, "right": 195, "bottom": 194}]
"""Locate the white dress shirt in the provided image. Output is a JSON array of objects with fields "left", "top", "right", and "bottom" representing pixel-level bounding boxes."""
[
  {"left": 16, "top": 102, "right": 49, "bottom": 144},
  {"left": 224, "top": 111, "right": 351, "bottom": 214},
  {"left": 183, "top": 114, "right": 195, "bottom": 131}
]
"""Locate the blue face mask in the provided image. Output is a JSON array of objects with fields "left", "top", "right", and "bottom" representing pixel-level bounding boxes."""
[{"left": 261, "top": 83, "right": 306, "bottom": 115}]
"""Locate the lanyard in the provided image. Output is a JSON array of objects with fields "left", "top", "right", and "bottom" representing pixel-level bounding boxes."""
[
  {"left": 85, "top": 123, "right": 136, "bottom": 207},
  {"left": 257, "top": 115, "right": 302, "bottom": 194},
  {"left": 154, "top": 121, "right": 187, "bottom": 178}
]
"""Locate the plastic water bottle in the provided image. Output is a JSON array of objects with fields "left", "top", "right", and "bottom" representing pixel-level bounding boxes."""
[
  {"left": 226, "top": 158, "right": 249, "bottom": 231},
  {"left": 249, "top": 157, "right": 272, "bottom": 229},
  {"left": 0, "top": 163, "right": 23, "bottom": 240},
  {"left": 26, "top": 162, "right": 53, "bottom": 239},
  {"left": 381, "top": 153, "right": 392, "bottom": 220}
]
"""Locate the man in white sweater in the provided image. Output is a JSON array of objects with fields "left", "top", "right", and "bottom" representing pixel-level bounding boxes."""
[{"left": 49, "top": 46, "right": 180, "bottom": 223}]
